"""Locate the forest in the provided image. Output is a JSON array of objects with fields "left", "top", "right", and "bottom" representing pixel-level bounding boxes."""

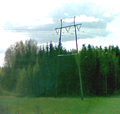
[{"left": 0, "top": 39, "right": 120, "bottom": 97}]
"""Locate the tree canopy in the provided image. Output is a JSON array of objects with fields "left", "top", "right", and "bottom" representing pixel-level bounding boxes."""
[{"left": 0, "top": 39, "right": 120, "bottom": 97}]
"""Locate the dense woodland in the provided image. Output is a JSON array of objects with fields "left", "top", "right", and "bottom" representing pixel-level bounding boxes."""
[{"left": 0, "top": 39, "right": 120, "bottom": 97}]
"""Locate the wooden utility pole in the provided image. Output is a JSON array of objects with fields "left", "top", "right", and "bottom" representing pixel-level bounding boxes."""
[
  {"left": 59, "top": 19, "right": 62, "bottom": 47},
  {"left": 55, "top": 19, "right": 62, "bottom": 98},
  {"left": 74, "top": 16, "right": 83, "bottom": 100},
  {"left": 74, "top": 16, "right": 78, "bottom": 52},
  {"left": 55, "top": 17, "right": 83, "bottom": 100}
]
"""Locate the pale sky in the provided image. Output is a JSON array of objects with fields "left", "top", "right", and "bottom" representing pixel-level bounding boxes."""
[{"left": 0, "top": 0, "right": 120, "bottom": 66}]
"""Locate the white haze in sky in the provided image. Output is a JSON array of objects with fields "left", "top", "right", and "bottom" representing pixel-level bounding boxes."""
[{"left": 0, "top": 0, "right": 120, "bottom": 66}]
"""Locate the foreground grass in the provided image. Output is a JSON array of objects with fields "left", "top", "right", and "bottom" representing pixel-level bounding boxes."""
[{"left": 0, "top": 96, "right": 120, "bottom": 114}]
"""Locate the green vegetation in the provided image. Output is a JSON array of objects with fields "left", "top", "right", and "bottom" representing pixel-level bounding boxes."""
[
  {"left": 0, "top": 39, "right": 120, "bottom": 97},
  {"left": 0, "top": 39, "right": 120, "bottom": 113},
  {"left": 0, "top": 96, "right": 120, "bottom": 114}
]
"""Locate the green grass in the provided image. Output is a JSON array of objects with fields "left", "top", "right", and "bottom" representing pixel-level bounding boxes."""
[{"left": 0, "top": 96, "right": 120, "bottom": 114}]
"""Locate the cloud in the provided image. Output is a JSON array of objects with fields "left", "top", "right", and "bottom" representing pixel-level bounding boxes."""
[
  {"left": 103, "top": 12, "right": 112, "bottom": 17},
  {"left": 0, "top": 0, "right": 120, "bottom": 67},
  {"left": 1, "top": 0, "right": 119, "bottom": 45},
  {"left": 49, "top": 1, "right": 118, "bottom": 40},
  {"left": 0, "top": 27, "right": 29, "bottom": 51},
  {"left": 63, "top": 15, "right": 102, "bottom": 23},
  {"left": 82, "top": 21, "right": 107, "bottom": 29}
]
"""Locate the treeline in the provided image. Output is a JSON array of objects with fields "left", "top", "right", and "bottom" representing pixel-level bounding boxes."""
[
  {"left": 80, "top": 44, "right": 120, "bottom": 96},
  {"left": 0, "top": 39, "right": 120, "bottom": 97}
]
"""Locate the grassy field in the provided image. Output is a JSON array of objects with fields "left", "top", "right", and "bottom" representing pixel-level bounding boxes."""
[{"left": 0, "top": 96, "right": 120, "bottom": 114}]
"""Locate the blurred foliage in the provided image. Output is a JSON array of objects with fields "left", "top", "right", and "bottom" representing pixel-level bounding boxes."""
[{"left": 0, "top": 39, "right": 120, "bottom": 97}]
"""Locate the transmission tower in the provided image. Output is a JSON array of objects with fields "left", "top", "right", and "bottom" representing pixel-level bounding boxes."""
[{"left": 55, "top": 16, "right": 84, "bottom": 100}]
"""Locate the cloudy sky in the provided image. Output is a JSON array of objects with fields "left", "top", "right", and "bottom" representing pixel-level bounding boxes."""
[{"left": 0, "top": 0, "right": 120, "bottom": 66}]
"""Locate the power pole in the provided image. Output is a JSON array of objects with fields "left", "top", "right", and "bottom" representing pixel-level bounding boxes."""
[
  {"left": 55, "top": 17, "right": 83, "bottom": 100},
  {"left": 74, "top": 16, "right": 78, "bottom": 52},
  {"left": 59, "top": 19, "right": 62, "bottom": 47},
  {"left": 74, "top": 16, "right": 84, "bottom": 100},
  {"left": 55, "top": 19, "right": 62, "bottom": 98}
]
